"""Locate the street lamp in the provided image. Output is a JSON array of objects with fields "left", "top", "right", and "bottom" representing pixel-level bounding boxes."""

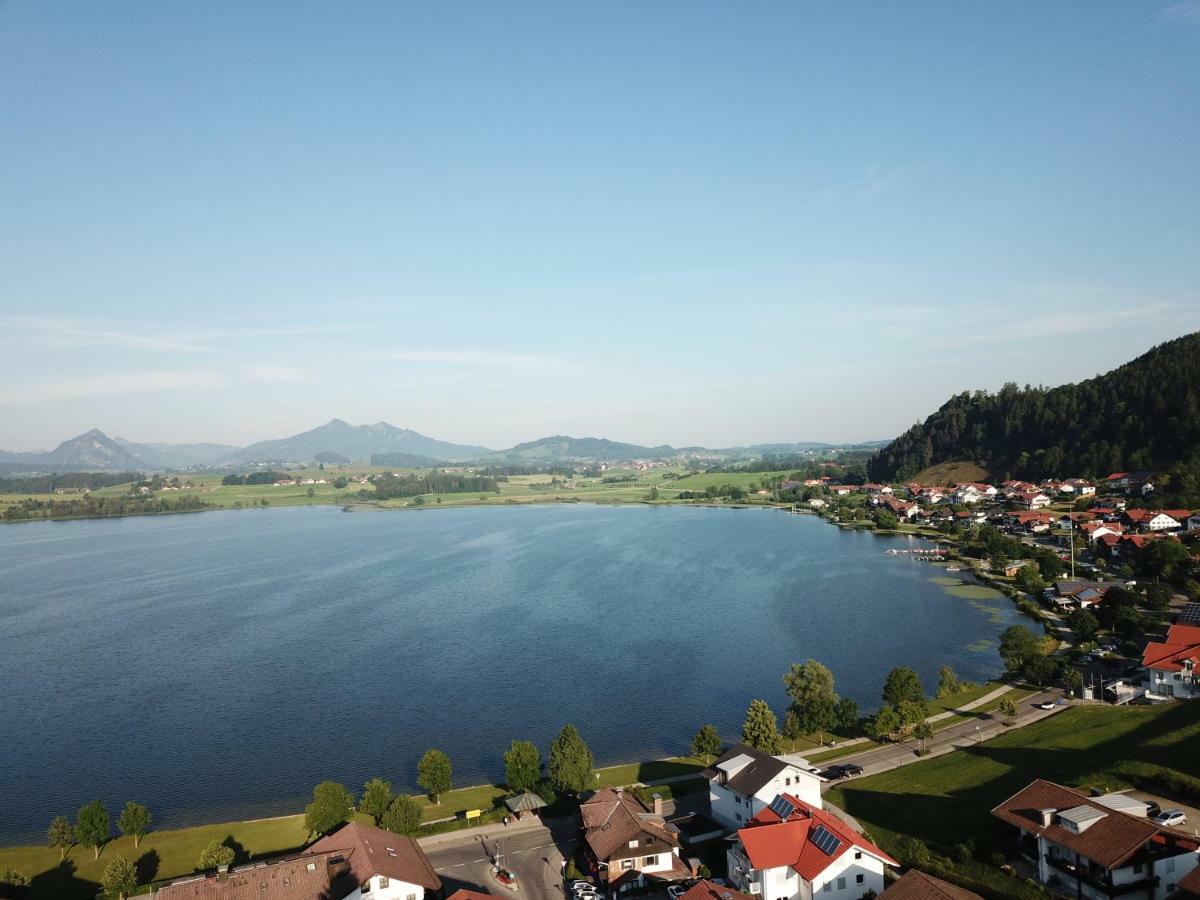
[{"left": 976, "top": 724, "right": 982, "bottom": 744}]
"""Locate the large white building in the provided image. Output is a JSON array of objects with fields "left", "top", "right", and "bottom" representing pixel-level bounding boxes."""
[
  {"left": 703, "top": 744, "right": 823, "bottom": 829},
  {"left": 726, "top": 792, "right": 896, "bottom": 900},
  {"left": 993, "top": 779, "right": 1200, "bottom": 899},
  {"left": 1142, "top": 624, "right": 1200, "bottom": 700}
]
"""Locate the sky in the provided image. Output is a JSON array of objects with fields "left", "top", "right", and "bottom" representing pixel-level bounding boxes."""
[{"left": 1, "top": 2, "right": 1198, "bottom": 452}]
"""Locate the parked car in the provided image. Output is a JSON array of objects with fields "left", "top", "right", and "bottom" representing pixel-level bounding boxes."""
[
  {"left": 569, "top": 883, "right": 592, "bottom": 895},
  {"left": 1154, "top": 809, "right": 1187, "bottom": 827},
  {"left": 1034, "top": 700, "right": 1057, "bottom": 710},
  {"left": 1144, "top": 801, "right": 1161, "bottom": 818},
  {"left": 667, "top": 886, "right": 687, "bottom": 899}
]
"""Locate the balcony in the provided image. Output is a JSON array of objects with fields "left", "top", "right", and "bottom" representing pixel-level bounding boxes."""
[{"left": 1043, "top": 854, "right": 1159, "bottom": 896}]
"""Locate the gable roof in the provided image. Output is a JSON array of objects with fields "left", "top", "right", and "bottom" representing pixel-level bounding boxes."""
[
  {"left": 678, "top": 879, "right": 755, "bottom": 900},
  {"left": 991, "top": 779, "right": 1198, "bottom": 869},
  {"left": 1179, "top": 864, "right": 1200, "bottom": 897},
  {"left": 579, "top": 787, "right": 679, "bottom": 861},
  {"left": 155, "top": 852, "right": 352, "bottom": 900},
  {"left": 879, "top": 869, "right": 983, "bottom": 899},
  {"left": 1141, "top": 624, "right": 1200, "bottom": 672},
  {"left": 307, "top": 821, "right": 441, "bottom": 891},
  {"left": 737, "top": 793, "right": 897, "bottom": 882},
  {"left": 703, "top": 743, "right": 790, "bottom": 796},
  {"left": 448, "top": 892, "right": 501, "bottom": 900}
]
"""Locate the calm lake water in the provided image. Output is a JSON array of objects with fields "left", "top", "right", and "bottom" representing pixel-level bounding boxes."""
[{"left": 0, "top": 504, "right": 1023, "bottom": 842}]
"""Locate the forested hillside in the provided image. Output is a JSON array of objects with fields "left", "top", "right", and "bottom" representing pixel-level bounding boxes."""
[{"left": 868, "top": 332, "right": 1200, "bottom": 483}]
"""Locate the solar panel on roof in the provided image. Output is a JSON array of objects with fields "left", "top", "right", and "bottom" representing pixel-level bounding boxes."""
[
  {"left": 768, "top": 795, "right": 796, "bottom": 820},
  {"left": 810, "top": 824, "right": 841, "bottom": 856},
  {"left": 1179, "top": 603, "right": 1200, "bottom": 626}
]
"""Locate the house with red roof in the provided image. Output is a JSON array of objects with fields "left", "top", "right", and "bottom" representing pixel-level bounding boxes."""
[
  {"left": 726, "top": 793, "right": 896, "bottom": 900},
  {"left": 1123, "top": 509, "right": 1188, "bottom": 533},
  {"left": 1143, "top": 624, "right": 1200, "bottom": 700}
]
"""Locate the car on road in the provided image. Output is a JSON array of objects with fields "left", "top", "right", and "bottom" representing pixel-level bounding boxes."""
[
  {"left": 1034, "top": 700, "right": 1057, "bottom": 710},
  {"left": 823, "top": 763, "right": 865, "bottom": 779},
  {"left": 667, "top": 886, "right": 687, "bottom": 899},
  {"left": 1154, "top": 809, "right": 1188, "bottom": 827}
]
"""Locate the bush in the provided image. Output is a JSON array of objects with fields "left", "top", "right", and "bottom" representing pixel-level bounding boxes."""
[
  {"left": 954, "top": 843, "right": 973, "bottom": 864},
  {"left": 896, "top": 836, "right": 931, "bottom": 868},
  {"left": 989, "top": 851, "right": 1006, "bottom": 867}
]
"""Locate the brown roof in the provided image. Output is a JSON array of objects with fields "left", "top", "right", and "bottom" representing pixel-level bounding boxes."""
[
  {"left": 156, "top": 852, "right": 353, "bottom": 900},
  {"left": 678, "top": 879, "right": 755, "bottom": 900},
  {"left": 579, "top": 788, "right": 679, "bottom": 862},
  {"left": 879, "top": 870, "right": 982, "bottom": 899},
  {"left": 1179, "top": 864, "right": 1200, "bottom": 897},
  {"left": 448, "top": 891, "right": 501, "bottom": 900},
  {"left": 991, "top": 779, "right": 1198, "bottom": 869},
  {"left": 308, "top": 821, "right": 442, "bottom": 891}
]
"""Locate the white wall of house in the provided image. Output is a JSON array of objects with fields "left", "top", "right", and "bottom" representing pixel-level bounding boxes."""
[
  {"left": 1146, "top": 664, "right": 1199, "bottom": 699},
  {"left": 728, "top": 847, "right": 885, "bottom": 900},
  {"left": 346, "top": 876, "right": 426, "bottom": 900},
  {"left": 708, "top": 767, "right": 822, "bottom": 829}
]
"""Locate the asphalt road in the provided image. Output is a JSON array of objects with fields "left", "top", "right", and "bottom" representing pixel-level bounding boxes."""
[
  {"left": 423, "top": 817, "right": 580, "bottom": 900},
  {"left": 819, "top": 687, "right": 1068, "bottom": 785}
]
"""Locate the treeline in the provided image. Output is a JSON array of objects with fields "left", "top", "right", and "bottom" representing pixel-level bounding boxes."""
[
  {"left": 372, "top": 472, "right": 499, "bottom": 498},
  {"left": 476, "top": 464, "right": 576, "bottom": 477},
  {"left": 369, "top": 452, "right": 445, "bottom": 468},
  {"left": 221, "top": 470, "right": 290, "bottom": 485},
  {"left": 0, "top": 472, "right": 143, "bottom": 493},
  {"left": 3, "top": 494, "right": 209, "bottom": 521},
  {"left": 868, "top": 332, "right": 1200, "bottom": 483}
]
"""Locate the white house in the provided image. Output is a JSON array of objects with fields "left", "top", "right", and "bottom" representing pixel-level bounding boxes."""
[
  {"left": 704, "top": 744, "right": 823, "bottom": 829},
  {"left": 993, "top": 779, "right": 1200, "bottom": 899},
  {"left": 1142, "top": 624, "right": 1200, "bottom": 700},
  {"left": 156, "top": 821, "right": 442, "bottom": 900},
  {"left": 726, "top": 793, "right": 896, "bottom": 900},
  {"left": 1189, "top": 513, "right": 1200, "bottom": 532}
]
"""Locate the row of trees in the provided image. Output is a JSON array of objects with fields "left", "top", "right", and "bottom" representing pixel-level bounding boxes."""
[
  {"left": 371, "top": 472, "right": 500, "bottom": 499},
  {"left": 47, "top": 801, "right": 150, "bottom": 861},
  {"left": 3, "top": 493, "right": 209, "bottom": 520}
]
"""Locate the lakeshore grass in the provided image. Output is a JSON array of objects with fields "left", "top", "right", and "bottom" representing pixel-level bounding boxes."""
[{"left": 825, "top": 702, "right": 1200, "bottom": 899}]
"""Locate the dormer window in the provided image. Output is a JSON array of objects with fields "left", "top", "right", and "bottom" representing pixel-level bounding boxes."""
[{"left": 629, "top": 840, "right": 638, "bottom": 848}]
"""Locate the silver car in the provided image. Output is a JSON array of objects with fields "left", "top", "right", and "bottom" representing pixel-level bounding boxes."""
[{"left": 1153, "top": 809, "right": 1187, "bottom": 827}]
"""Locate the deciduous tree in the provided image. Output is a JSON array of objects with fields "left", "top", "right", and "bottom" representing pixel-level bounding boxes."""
[
  {"left": 360, "top": 778, "right": 394, "bottom": 826},
  {"left": 380, "top": 795, "right": 423, "bottom": 836},
  {"left": 504, "top": 740, "right": 542, "bottom": 793},
  {"left": 48, "top": 815, "right": 74, "bottom": 860},
  {"left": 76, "top": 800, "right": 110, "bottom": 859},
  {"left": 936, "top": 665, "right": 959, "bottom": 699},
  {"left": 197, "top": 839, "right": 236, "bottom": 871},
  {"left": 102, "top": 856, "right": 137, "bottom": 900},
  {"left": 417, "top": 750, "right": 452, "bottom": 804},
  {"left": 691, "top": 725, "right": 722, "bottom": 763},
  {"left": 304, "top": 781, "right": 354, "bottom": 837},
  {"left": 117, "top": 802, "right": 150, "bottom": 848}
]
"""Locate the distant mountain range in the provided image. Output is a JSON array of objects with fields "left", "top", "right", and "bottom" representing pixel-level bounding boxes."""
[{"left": 0, "top": 419, "right": 887, "bottom": 472}]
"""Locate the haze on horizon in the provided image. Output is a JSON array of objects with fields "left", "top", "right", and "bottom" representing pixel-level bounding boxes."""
[{"left": 2, "top": 2, "right": 1198, "bottom": 453}]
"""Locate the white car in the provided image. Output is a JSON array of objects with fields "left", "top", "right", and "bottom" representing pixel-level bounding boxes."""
[
  {"left": 1154, "top": 809, "right": 1188, "bottom": 827},
  {"left": 667, "top": 886, "right": 687, "bottom": 899}
]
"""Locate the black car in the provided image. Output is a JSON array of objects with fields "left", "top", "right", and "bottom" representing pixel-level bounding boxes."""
[
  {"left": 841, "top": 763, "right": 864, "bottom": 777},
  {"left": 821, "top": 763, "right": 864, "bottom": 779},
  {"left": 1145, "top": 800, "right": 1161, "bottom": 818}
]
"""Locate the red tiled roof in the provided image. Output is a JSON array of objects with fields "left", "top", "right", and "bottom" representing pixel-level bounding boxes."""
[
  {"left": 308, "top": 821, "right": 441, "bottom": 891},
  {"left": 1141, "top": 624, "right": 1200, "bottom": 672},
  {"left": 1179, "top": 864, "right": 1200, "bottom": 897},
  {"left": 678, "top": 879, "right": 755, "bottom": 900},
  {"left": 991, "top": 779, "right": 1199, "bottom": 869},
  {"left": 156, "top": 853, "right": 350, "bottom": 900},
  {"left": 879, "top": 870, "right": 983, "bottom": 899},
  {"left": 737, "top": 794, "right": 897, "bottom": 882},
  {"left": 448, "top": 891, "right": 501, "bottom": 900},
  {"left": 579, "top": 787, "right": 679, "bottom": 863}
]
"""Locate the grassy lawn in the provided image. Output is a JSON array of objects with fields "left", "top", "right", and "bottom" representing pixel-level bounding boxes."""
[
  {"left": 593, "top": 756, "right": 707, "bottom": 789},
  {"left": 825, "top": 703, "right": 1200, "bottom": 899}
]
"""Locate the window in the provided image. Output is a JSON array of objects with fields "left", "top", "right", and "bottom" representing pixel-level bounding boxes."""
[
  {"left": 621, "top": 859, "right": 634, "bottom": 871},
  {"left": 785, "top": 777, "right": 791, "bottom": 786},
  {"left": 1166, "top": 859, "right": 1176, "bottom": 873},
  {"left": 854, "top": 851, "right": 862, "bottom": 860},
  {"left": 629, "top": 840, "right": 638, "bottom": 848},
  {"left": 643, "top": 856, "right": 658, "bottom": 867},
  {"left": 786, "top": 869, "right": 795, "bottom": 880},
  {"left": 361, "top": 883, "right": 371, "bottom": 894},
  {"left": 735, "top": 797, "right": 742, "bottom": 806},
  {"left": 736, "top": 814, "right": 742, "bottom": 822},
  {"left": 380, "top": 878, "right": 389, "bottom": 888},
  {"left": 856, "top": 874, "right": 864, "bottom": 884},
  {"left": 837, "top": 877, "right": 845, "bottom": 890},
  {"left": 822, "top": 883, "right": 831, "bottom": 893},
  {"left": 1134, "top": 863, "right": 1143, "bottom": 875}
]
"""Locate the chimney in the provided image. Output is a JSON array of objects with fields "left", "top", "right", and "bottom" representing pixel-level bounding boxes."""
[
  {"left": 652, "top": 793, "right": 663, "bottom": 816},
  {"left": 1038, "top": 809, "right": 1055, "bottom": 827},
  {"left": 217, "top": 864, "right": 229, "bottom": 882},
  {"left": 615, "top": 787, "right": 623, "bottom": 795}
]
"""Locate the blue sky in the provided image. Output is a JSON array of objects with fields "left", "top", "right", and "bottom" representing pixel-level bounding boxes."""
[{"left": 1, "top": 2, "right": 1198, "bottom": 451}]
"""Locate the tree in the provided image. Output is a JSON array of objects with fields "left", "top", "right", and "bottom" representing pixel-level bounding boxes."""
[
  {"left": 740, "top": 700, "right": 784, "bottom": 754},
  {"left": 1145, "top": 582, "right": 1173, "bottom": 611},
  {"left": 304, "top": 781, "right": 354, "bottom": 837},
  {"left": 882, "top": 667, "right": 926, "bottom": 710},
  {"left": 102, "top": 855, "right": 137, "bottom": 900},
  {"left": 869, "top": 705, "right": 902, "bottom": 741},
  {"left": 783, "top": 659, "right": 839, "bottom": 738},
  {"left": 998, "top": 697, "right": 1018, "bottom": 724},
  {"left": 504, "top": 740, "right": 542, "bottom": 792},
  {"left": 935, "top": 665, "right": 959, "bottom": 699},
  {"left": 1022, "top": 654, "right": 1057, "bottom": 686},
  {"left": 48, "top": 815, "right": 75, "bottom": 860},
  {"left": 913, "top": 720, "right": 933, "bottom": 753},
  {"left": 690, "top": 725, "right": 722, "bottom": 764},
  {"left": 1015, "top": 564, "right": 1046, "bottom": 595},
  {"left": 380, "top": 795, "right": 423, "bottom": 836},
  {"left": 802, "top": 697, "right": 839, "bottom": 743},
  {"left": 895, "top": 698, "right": 928, "bottom": 729},
  {"left": 197, "top": 838, "right": 236, "bottom": 871},
  {"left": 117, "top": 802, "right": 150, "bottom": 848},
  {"left": 834, "top": 697, "right": 859, "bottom": 732},
  {"left": 417, "top": 750, "right": 453, "bottom": 804},
  {"left": 1067, "top": 608, "right": 1100, "bottom": 641},
  {"left": 549, "top": 724, "right": 594, "bottom": 793},
  {"left": 998, "top": 624, "right": 1039, "bottom": 674},
  {"left": 1064, "top": 668, "right": 1083, "bottom": 698},
  {"left": 76, "top": 800, "right": 110, "bottom": 859},
  {"left": 360, "top": 778, "right": 393, "bottom": 826}
]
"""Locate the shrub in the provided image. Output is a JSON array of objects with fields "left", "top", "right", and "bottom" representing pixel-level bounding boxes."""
[
  {"left": 896, "top": 836, "right": 931, "bottom": 868},
  {"left": 989, "top": 851, "right": 1006, "bottom": 867}
]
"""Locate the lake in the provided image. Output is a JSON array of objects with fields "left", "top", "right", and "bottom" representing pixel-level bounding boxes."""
[{"left": 0, "top": 503, "right": 1023, "bottom": 843}]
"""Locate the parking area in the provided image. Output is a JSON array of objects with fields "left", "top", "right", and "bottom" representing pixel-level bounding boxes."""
[{"left": 1126, "top": 791, "right": 1200, "bottom": 837}]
